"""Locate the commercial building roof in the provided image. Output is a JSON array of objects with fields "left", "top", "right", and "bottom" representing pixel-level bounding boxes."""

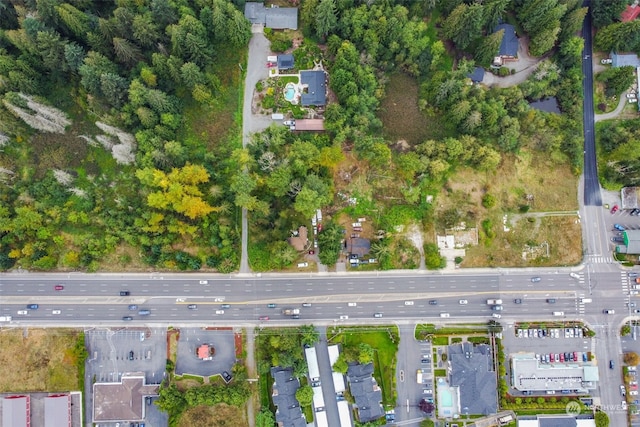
[
  {"left": 277, "top": 54, "right": 294, "bottom": 70},
  {"left": 271, "top": 367, "right": 306, "bottom": 427},
  {"left": 510, "top": 353, "right": 598, "bottom": 393},
  {"left": 612, "top": 52, "right": 640, "bottom": 68},
  {"left": 3, "top": 395, "right": 30, "bottom": 427},
  {"left": 494, "top": 23, "right": 518, "bottom": 58},
  {"left": 623, "top": 230, "right": 640, "bottom": 254},
  {"left": 93, "top": 373, "right": 159, "bottom": 422},
  {"left": 244, "top": 2, "right": 298, "bottom": 30},
  {"left": 347, "top": 363, "right": 384, "bottom": 423},
  {"left": 305, "top": 347, "right": 320, "bottom": 381},
  {"left": 517, "top": 414, "right": 596, "bottom": 427},
  {"left": 45, "top": 394, "right": 71, "bottom": 427},
  {"left": 300, "top": 71, "right": 326, "bottom": 106},
  {"left": 448, "top": 343, "right": 497, "bottom": 415}
]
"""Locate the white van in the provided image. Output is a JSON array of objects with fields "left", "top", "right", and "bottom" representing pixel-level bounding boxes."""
[
  {"left": 440, "top": 313, "right": 450, "bottom": 318},
  {"left": 580, "top": 298, "right": 592, "bottom": 303},
  {"left": 553, "top": 311, "right": 565, "bottom": 316}
]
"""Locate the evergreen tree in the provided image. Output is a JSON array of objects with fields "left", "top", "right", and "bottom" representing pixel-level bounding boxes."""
[
  {"left": 475, "top": 29, "right": 503, "bottom": 67},
  {"left": 591, "top": 0, "right": 627, "bottom": 28},
  {"left": 315, "top": 0, "right": 338, "bottom": 40}
]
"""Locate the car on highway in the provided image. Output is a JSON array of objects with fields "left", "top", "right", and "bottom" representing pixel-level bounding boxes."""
[
  {"left": 267, "top": 303, "right": 277, "bottom": 308},
  {"left": 459, "top": 299, "right": 468, "bottom": 305},
  {"left": 27, "top": 304, "right": 39, "bottom": 309},
  {"left": 17, "top": 310, "right": 27, "bottom": 315},
  {"left": 292, "top": 314, "right": 300, "bottom": 319},
  {"left": 129, "top": 350, "right": 134, "bottom": 360},
  {"left": 259, "top": 316, "right": 269, "bottom": 321},
  {"left": 54, "top": 284, "right": 64, "bottom": 291},
  {"left": 440, "top": 313, "right": 450, "bottom": 318},
  {"left": 531, "top": 277, "right": 541, "bottom": 283},
  {"left": 120, "top": 291, "right": 130, "bottom": 296},
  {"left": 348, "top": 302, "right": 357, "bottom": 307},
  {"left": 122, "top": 316, "right": 133, "bottom": 321},
  {"left": 610, "top": 360, "right": 615, "bottom": 369},
  {"left": 429, "top": 300, "right": 438, "bottom": 305},
  {"left": 302, "top": 303, "right": 312, "bottom": 307},
  {"left": 492, "top": 313, "right": 502, "bottom": 319},
  {"left": 215, "top": 310, "right": 224, "bottom": 315},
  {"left": 404, "top": 301, "right": 414, "bottom": 306},
  {"left": 570, "top": 272, "right": 580, "bottom": 279},
  {"left": 604, "top": 309, "right": 615, "bottom": 314},
  {"left": 52, "top": 310, "right": 61, "bottom": 315},
  {"left": 340, "top": 315, "right": 349, "bottom": 320},
  {"left": 546, "top": 299, "right": 556, "bottom": 304},
  {"left": 199, "top": 280, "right": 208, "bottom": 284},
  {"left": 514, "top": 298, "right": 522, "bottom": 304},
  {"left": 187, "top": 304, "right": 197, "bottom": 310},
  {"left": 128, "top": 304, "right": 138, "bottom": 310},
  {"left": 614, "top": 224, "right": 626, "bottom": 231},
  {"left": 221, "top": 304, "right": 230, "bottom": 309},
  {"left": 138, "top": 310, "right": 150, "bottom": 316},
  {"left": 630, "top": 272, "right": 639, "bottom": 278},
  {"left": 611, "top": 204, "right": 619, "bottom": 214},
  {"left": 374, "top": 313, "right": 383, "bottom": 318}
]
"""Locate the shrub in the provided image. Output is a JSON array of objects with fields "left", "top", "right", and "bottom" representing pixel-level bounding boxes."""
[{"left": 482, "top": 193, "right": 496, "bottom": 208}]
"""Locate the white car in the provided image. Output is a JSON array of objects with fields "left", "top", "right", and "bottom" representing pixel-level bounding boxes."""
[
  {"left": 215, "top": 310, "right": 225, "bottom": 315},
  {"left": 631, "top": 390, "right": 639, "bottom": 396},
  {"left": 627, "top": 92, "right": 637, "bottom": 99},
  {"left": 283, "top": 120, "right": 295, "bottom": 126},
  {"left": 404, "top": 301, "right": 414, "bottom": 306},
  {"left": 570, "top": 272, "right": 580, "bottom": 279},
  {"left": 340, "top": 315, "right": 349, "bottom": 320},
  {"left": 601, "top": 58, "right": 612, "bottom": 64},
  {"left": 199, "top": 280, "right": 208, "bottom": 284},
  {"left": 459, "top": 300, "right": 468, "bottom": 305},
  {"left": 17, "top": 310, "right": 27, "bottom": 315},
  {"left": 440, "top": 313, "right": 450, "bottom": 318},
  {"left": 348, "top": 302, "right": 357, "bottom": 307},
  {"left": 492, "top": 313, "right": 502, "bottom": 319},
  {"left": 297, "top": 262, "right": 308, "bottom": 268},
  {"left": 52, "top": 310, "right": 61, "bottom": 315},
  {"left": 629, "top": 98, "right": 639, "bottom": 104}
]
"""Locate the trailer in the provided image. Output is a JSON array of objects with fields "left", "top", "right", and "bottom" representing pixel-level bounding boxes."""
[
  {"left": 282, "top": 308, "right": 300, "bottom": 315},
  {"left": 0, "top": 316, "right": 11, "bottom": 322}
]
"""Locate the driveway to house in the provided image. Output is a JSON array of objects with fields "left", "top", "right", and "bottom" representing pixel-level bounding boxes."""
[
  {"left": 482, "top": 36, "right": 546, "bottom": 88},
  {"left": 595, "top": 92, "right": 629, "bottom": 122},
  {"left": 240, "top": 27, "right": 275, "bottom": 274}
]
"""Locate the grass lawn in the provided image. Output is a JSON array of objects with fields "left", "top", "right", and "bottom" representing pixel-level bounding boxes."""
[
  {"left": 593, "top": 79, "right": 618, "bottom": 114},
  {"left": 328, "top": 326, "right": 399, "bottom": 406},
  {"left": 433, "top": 369, "right": 446, "bottom": 377},
  {"left": 415, "top": 323, "right": 490, "bottom": 339},
  {"left": 432, "top": 336, "right": 449, "bottom": 346},
  {"left": 0, "top": 329, "right": 85, "bottom": 392}
]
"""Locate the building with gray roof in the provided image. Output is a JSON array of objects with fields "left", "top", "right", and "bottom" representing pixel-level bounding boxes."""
[
  {"left": 300, "top": 70, "right": 327, "bottom": 106},
  {"left": 517, "top": 414, "right": 596, "bottom": 426},
  {"left": 45, "top": 394, "right": 71, "bottom": 427},
  {"left": 277, "top": 54, "right": 294, "bottom": 70},
  {"left": 510, "top": 353, "right": 598, "bottom": 393},
  {"left": 346, "top": 363, "right": 384, "bottom": 423},
  {"left": 468, "top": 66, "right": 485, "bottom": 83},
  {"left": 448, "top": 342, "right": 497, "bottom": 415},
  {"left": 244, "top": 2, "right": 298, "bottom": 30},
  {"left": 93, "top": 373, "right": 159, "bottom": 422},
  {"left": 2, "top": 395, "right": 30, "bottom": 427},
  {"left": 270, "top": 367, "right": 306, "bottom": 427},
  {"left": 611, "top": 52, "right": 640, "bottom": 68}
]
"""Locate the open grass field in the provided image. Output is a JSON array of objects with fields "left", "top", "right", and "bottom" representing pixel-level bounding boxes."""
[
  {"left": 0, "top": 328, "right": 83, "bottom": 392},
  {"left": 328, "top": 326, "right": 399, "bottom": 406},
  {"left": 378, "top": 73, "right": 453, "bottom": 146}
]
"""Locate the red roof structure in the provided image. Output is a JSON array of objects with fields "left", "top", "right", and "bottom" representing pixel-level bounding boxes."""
[
  {"left": 621, "top": 4, "right": 640, "bottom": 22},
  {"left": 197, "top": 344, "right": 210, "bottom": 359}
]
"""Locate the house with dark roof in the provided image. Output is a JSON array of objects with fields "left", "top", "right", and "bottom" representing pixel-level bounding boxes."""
[
  {"left": 448, "top": 342, "right": 497, "bottom": 416},
  {"left": 93, "top": 373, "right": 159, "bottom": 422},
  {"left": 346, "top": 363, "right": 384, "bottom": 423},
  {"left": 277, "top": 54, "right": 294, "bottom": 70},
  {"left": 271, "top": 367, "right": 306, "bottom": 427},
  {"left": 517, "top": 414, "right": 596, "bottom": 426},
  {"left": 244, "top": 2, "right": 298, "bottom": 30},
  {"left": 492, "top": 23, "right": 518, "bottom": 66},
  {"left": 300, "top": 70, "right": 327, "bottom": 106},
  {"left": 2, "top": 395, "right": 30, "bottom": 427},
  {"left": 348, "top": 238, "right": 371, "bottom": 258},
  {"left": 468, "top": 66, "right": 485, "bottom": 83},
  {"left": 45, "top": 394, "right": 72, "bottom": 427}
]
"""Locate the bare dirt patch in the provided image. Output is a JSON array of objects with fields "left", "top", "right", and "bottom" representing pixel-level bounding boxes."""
[{"left": 0, "top": 328, "right": 82, "bottom": 392}]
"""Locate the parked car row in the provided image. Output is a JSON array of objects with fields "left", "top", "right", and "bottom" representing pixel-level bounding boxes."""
[
  {"left": 517, "top": 327, "right": 583, "bottom": 339},
  {"left": 537, "top": 351, "right": 587, "bottom": 364}
]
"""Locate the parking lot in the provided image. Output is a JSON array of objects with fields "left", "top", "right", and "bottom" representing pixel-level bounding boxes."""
[
  {"left": 175, "top": 327, "right": 236, "bottom": 378},
  {"left": 84, "top": 327, "right": 168, "bottom": 427},
  {"left": 503, "top": 323, "right": 593, "bottom": 395}
]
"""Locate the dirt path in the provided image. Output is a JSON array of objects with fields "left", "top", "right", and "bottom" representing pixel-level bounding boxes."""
[{"left": 406, "top": 223, "right": 426, "bottom": 270}]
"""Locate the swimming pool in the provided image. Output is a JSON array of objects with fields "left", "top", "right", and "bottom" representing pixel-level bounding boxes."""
[
  {"left": 284, "top": 82, "right": 295, "bottom": 101},
  {"left": 440, "top": 388, "right": 453, "bottom": 407}
]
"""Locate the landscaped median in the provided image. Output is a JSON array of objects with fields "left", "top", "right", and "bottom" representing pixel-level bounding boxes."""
[{"left": 327, "top": 325, "right": 399, "bottom": 407}]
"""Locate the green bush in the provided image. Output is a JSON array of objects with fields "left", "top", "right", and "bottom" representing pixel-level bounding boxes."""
[
  {"left": 424, "top": 243, "right": 446, "bottom": 270},
  {"left": 482, "top": 193, "right": 496, "bottom": 208}
]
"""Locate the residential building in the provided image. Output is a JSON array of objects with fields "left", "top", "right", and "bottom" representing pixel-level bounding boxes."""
[
  {"left": 271, "top": 367, "right": 306, "bottom": 427},
  {"left": 346, "top": 363, "right": 384, "bottom": 423},
  {"left": 300, "top": 71, "right": 327, "bottom": 106},
  {"left": 244, "top": 2, "right": 298, "bottom": 30},
  {"left": 448, "top": 342, "right": 498, "bottom": 415},
  {"left": 492, "top": 23, "right": 518, "bottom": 66}
]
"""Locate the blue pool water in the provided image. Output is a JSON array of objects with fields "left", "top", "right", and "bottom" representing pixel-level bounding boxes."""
[
  {"left": 440, "top": 388, "right": 453, "bottom": 407},
  {"left": 284, "top": 83, "right": 295, "bottom": 101}
]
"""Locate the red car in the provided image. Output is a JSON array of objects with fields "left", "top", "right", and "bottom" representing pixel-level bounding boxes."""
[
  {"left": 550, "top": 353, "right": 554, "bottom": 362},
  {"left": 259, "top": 316, "right": 269, "bottom": 321},
  {"left": 560, "top": 353, "right": 565, "bottom": 362},
  {"left": 266, "top": 62, "right": 275, "bottom": 68},
  {"left": 54, "top": 284, "right": 64, "bottom": 291},
  {"left": 611, "top": 204, "right": 619, "bottom": 214}
]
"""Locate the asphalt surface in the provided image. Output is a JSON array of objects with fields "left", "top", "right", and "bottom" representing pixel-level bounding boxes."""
[{"left": 581, "top": 2, "right": 601, "bottom": 207}]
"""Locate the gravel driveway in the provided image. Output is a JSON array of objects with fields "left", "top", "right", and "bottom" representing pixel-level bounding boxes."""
[{"left": 482, "top": 36, "right": 545, "bottom": 88}]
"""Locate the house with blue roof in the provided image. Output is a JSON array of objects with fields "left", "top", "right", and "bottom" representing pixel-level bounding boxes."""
[{"left": 492, "top": 23, "right": 519, "bottom": 66}]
